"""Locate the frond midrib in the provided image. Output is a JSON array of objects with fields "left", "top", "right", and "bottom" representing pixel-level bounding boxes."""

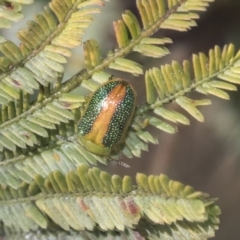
[
  {"left": 0, "top": 190, "right": 202, "bottom": 206},
  {"left": 0, "top": 139, "right": 60, "bottom": 167}
]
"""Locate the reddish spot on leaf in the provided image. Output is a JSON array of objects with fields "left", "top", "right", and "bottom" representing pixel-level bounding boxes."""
[
  {"left": 4, "top": 2, "right": 14, "bottom": 10},
  {"left": 77, "top": 197, "right": 90, "bottom": 212},
  {"left": 21, "top": 131, "right": 31, "bottom": 139},
  {"left": 12, "top": 79, "right": 22, "bottom": 88},
  {"left": 125, "top": 197, "right": 140, "bottom": 216},
  {"left": 62, "top": 102, "right": 72, "bottom": 108}
]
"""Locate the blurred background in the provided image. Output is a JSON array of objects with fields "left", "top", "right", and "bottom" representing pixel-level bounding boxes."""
[{"left": 2, "top": 0, "right": 240, "bottom": 239}]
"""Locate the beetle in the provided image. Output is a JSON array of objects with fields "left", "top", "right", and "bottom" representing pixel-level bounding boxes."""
[{"left": 77, "top": 79, "right": 137, "bottom": 156}]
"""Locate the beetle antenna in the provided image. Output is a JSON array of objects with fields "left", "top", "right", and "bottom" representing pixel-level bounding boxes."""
[{"left": 110, "top": 159, "right": 130, "bottom": 168}]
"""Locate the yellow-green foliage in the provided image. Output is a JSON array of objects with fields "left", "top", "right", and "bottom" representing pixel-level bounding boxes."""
[
  {"left": 0, "top": 0, "right": 232, "bottom": 239},
  {"left": 0, "top": 165, "right": 220, "bottom": 238}
]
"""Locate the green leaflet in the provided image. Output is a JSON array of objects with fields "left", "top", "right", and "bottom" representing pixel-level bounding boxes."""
[
  {"left": 0, "top": 166, "right": 220, "bottom": 237},
  {"left": 0, "top": 1, "right": 228, "bottom": 238}
]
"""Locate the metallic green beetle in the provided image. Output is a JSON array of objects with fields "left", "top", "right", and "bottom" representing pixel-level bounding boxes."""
[{"left": 77, "top": 79, "right": 136, "bottom": 156}]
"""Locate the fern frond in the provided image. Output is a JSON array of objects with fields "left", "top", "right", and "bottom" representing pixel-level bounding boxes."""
[
  {"left": 0, "top": 0, "right": 33, "bottom": 32},
  {"left": 144, "top": 44, "right": 239, "bottom": 116},
  {"left": 0, "top": 0, "right": 104, "bottom": 95},
  {"left": 2, "top": 229, "right": 146, "bottom": 240},
  {"left": 0, "top": 93, "right": 84, "bottom": 160},
  {"left": 3, "top": 222, "right": 216, "bottom": 240},
  {"left": 0, "top": 0, "right": 106, "bottom": 158},
  {"left": 0, "top": 140, "right": 109, "bottom": 188},
  {"left": 54, "top": 0, "right": 214, "bottom": 90},
  {"left": 123, "top": 43, "right": 237, "bottom": 136},
  {"left": 110, "top": 0, "right": 212, "bottom": 63},
  {"left": 0, "top": 165, "right": 220, "bottom": 239}
]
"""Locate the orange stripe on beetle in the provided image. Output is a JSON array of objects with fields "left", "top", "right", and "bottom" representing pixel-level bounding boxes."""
[
  {"left": 84, "top": 83, "right": 127, "bottom": 146},
  {"left": 78, "top": 79, "right": 136, "bottom": 156}
]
